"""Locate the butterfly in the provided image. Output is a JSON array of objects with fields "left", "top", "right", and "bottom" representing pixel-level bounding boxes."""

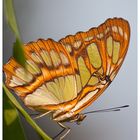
[{"left": 3, "top": 17, "right": 130, "bottom": 139}]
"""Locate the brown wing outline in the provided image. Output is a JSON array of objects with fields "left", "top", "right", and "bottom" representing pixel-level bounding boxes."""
[{"left": 3, "top": 17, "right": 130, "bottom": 112}]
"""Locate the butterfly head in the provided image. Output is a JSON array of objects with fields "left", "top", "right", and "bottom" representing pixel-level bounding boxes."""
[
  {"left": 69, "top": 114, "right": 86, "bottom": 125},
  {"left": 76, "top": 114, "right": 87, "bottom": 125}
]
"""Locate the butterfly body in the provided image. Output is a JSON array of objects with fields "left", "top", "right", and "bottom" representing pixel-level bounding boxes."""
[{"left": 4, "top": 17, "right": 130, "bottom": 139}]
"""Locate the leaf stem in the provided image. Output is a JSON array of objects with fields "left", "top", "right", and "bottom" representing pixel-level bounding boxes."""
[{"left": 3, "top": 84, "right": 52, "bottom": 140}]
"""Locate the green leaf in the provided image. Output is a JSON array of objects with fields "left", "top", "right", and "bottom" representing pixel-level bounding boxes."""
[
  {"left": 3, "top": 84, "right": 52, "bottom": 140},
  {"left": 13, "top": 39, "right": 26, "bottom": 67},
  {"left": 4, "top": 0, "right": 20, "bottom": 39},
  {"left": 4, "top": 0, "right": 26, "bottom": 67},
  {"left": 3, "top": 90, "right": 26, "bottom": 140}
]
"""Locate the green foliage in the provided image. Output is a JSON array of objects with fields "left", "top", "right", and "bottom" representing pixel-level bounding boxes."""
[
  {"left": 3, "top": 85, "right": 52, "bottom": 140},
  {"left": 4, "top": 0, "right": 26, "bottom": 67},
  {"left": 13, "top": 39, "right": 26, "bottom": 67},
  {"left": 4, "top": 1, "right": 52, "bottom": 139},
  {"left": 3, "top": 90, "right": 26, "bottom": 140},
  {"left": 4, "top": 0, "right": 20, "bottom": 39}
]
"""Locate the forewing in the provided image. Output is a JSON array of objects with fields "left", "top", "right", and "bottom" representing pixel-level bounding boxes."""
[{"left": 58, "top": 18, "right": 130, "bottom": 105}]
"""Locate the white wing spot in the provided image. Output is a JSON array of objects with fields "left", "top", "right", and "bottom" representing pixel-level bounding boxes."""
[
  {"left": 50, "top": 50, "right": 61, "bottom": 67},
  {"left": 62, "top": 43, "right": 72, "bottom": 53},
  {"left": 71, "top": 89, "right": 99, "bottom": 112},
  {"left": 97, "top": 33, "right": 104, "bottom": 39},
  {"left": 73, "top": 40, "right": 82, "bottom": 49},
  {"left": 26, "top": 60, "right": 41, "bottom": 75},
  {"left": 59, "top": 52, "right": 69, "bottom": 65},
  {"left": 40, "top": 50, "right": 53, "bottom": 67},
  {"left": 118, "top": 26, "right": 123, "bottom": 36},
  {"left": 31, "top": 53, "right": 43, "bottom": 63},
  {"left": 112, "top": 26, "right": 118, "bottom": 33},
  {"left": 15, "top": 68, "right": 33, "bottom": 82},
  {"left": 124, "top": 32, "right": 128, "bottom": 40},
  {"left": 106, "top": 62, "right": 111, "bottom": 75},
  {"left": 84, "top": 36, "right": 94, "bottom": 41},
  {"left": 105, "top": 27, "right": 110, "bottom": 34},
  {"left": 9, "top": 76, "right": 26, "bottom": 87}
]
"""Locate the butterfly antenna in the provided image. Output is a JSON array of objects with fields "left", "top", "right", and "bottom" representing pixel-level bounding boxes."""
[{"left": 83, "top": 105, "right": 129, "bottom": 115}]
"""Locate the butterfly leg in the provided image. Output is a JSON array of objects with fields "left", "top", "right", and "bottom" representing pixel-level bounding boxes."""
[
  {"left": 53, "top": 122, "right": 70, "bottom": 140},
  {"left": 59, "top": 123, "right": 71, "bottom": 140},
  {"left": 33, "top": 111, "right": 52, "bottom": 120}
]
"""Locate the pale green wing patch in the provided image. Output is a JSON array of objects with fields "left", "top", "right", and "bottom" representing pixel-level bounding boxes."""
[
  {"left": 87, "top": 43, "right": 101, "bottom": 68},
  {"left": 46, "top": 81, "right": 64, "bottom": 102},
  {"left": 75, "top": 74, "right": 82, "bottom": 93},
  {"left": 31, "top": 53, "right": 43, "bottom": 64},
  {"left": 15, "top": 67, "right": 33, "bottom": 83},
  {"left": 26, "top": 60, "right": 41, "bottom": 75},
  {"left": 62, "top": 75, "right": 77, "bottom": 101},
  {"left": 88, "top": 76, "right": 99, "bottom": 86},
  {"left": 107, "top": 36, "right": 113, "bottom": 57},
  {"left": 112, "top": 41, "right": 120, "bottom": 64},
  {"left": 106, "top": 36, "right": 121, "bottom": 64},
  {"left": 25, "top": 75, "right": 78, "bottom": 106},
  {"left": 78, "top": 56, "right": 91, "bottom": 87},
  {"left": 24, "top": 84, "right": 60, "bottom": 106}
]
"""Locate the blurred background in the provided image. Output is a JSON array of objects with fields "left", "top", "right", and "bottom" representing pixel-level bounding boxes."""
[{"left": 3, "top": 0, "right": 137, "bottom": 140}]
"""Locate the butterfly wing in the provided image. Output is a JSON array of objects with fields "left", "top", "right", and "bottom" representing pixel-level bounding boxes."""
[
  {"left": 52, "top": 18, "right": 130, "bottom": 121},
  {"left": 60, "top": 18, "right": 130, "bottom": 81},
  {"left": 3, "top": 39, "right": 79, "bottom": 107},
  {"left": 3, "top": 18, "right": 130, "bottom": 113}
]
